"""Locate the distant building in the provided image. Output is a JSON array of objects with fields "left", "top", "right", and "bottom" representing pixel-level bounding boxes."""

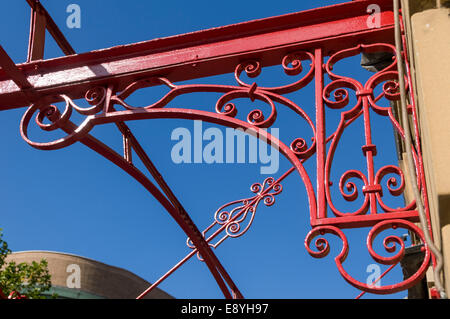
[{"left": 6, "top": 251, "right": 173, "bottom": 299}]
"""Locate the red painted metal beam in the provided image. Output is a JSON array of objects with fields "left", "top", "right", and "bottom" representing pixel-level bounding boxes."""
[
  {"left": 312, "top": 211, "right": 420, "bottom": 229},
  {"left": 0, "top": 46, "right": 33, "bottom": 90},
  {"left": 0, "top": 0, "right": 394, "bottom": 110},
  {"left": 27, "top": 0, "right": 47, "bottom": 62}
]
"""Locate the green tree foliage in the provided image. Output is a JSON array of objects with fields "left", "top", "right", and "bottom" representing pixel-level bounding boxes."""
[{"left": 0, "top": 229, "right": 54, "bottom": 299}]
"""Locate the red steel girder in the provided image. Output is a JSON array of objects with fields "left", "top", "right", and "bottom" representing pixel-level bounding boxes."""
[
  {"left": 27, "top": 0, "right": 47, "bottom": 62},
  {"left": 0, "top": 46, "right": 33, "bottom": 91},
  {"left": 0, "top": 0, "right": 394, "bottom": 110}
]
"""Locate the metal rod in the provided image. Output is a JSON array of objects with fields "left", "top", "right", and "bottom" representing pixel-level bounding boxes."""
[
  {"left": 315, "top": 48, "right": 326, "bottom": 220},
  {"left": 122, "top": 134, "right": 132, "bottom": 163},
  {"left": 25, "top": 0, "right": 76, "bottom": 56},
  {"left": 27, "top": 2, "right": 47, "bottom": 62},
  {"left": 355, "top": 263, "right": 397, "bottom": 299}
]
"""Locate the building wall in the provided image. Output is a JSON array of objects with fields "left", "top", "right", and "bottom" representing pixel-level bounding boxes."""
[
  {"left": 6, "top": 251, "right": 173, "bottom": 299},
  {"left": 407, "top": 1, "right": 450, "bottom": 295}
]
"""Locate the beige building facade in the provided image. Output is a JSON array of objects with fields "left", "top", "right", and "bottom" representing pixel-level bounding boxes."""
[
  {"left": 402, "top": 0, "right": 450, "bottom": 297},
  {"left": 6, "top": 251, "right": 173, "bottom": 299}
]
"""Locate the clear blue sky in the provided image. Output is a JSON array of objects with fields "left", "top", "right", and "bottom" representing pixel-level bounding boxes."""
[{"left": 0, "top": 0, "right": 410, "bottom": 299}]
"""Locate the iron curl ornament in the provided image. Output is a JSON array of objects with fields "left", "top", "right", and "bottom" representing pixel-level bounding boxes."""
[
  {"left": 305, "top": 220, "right": 430, "bottom": 294},
  {"left": 187, "top": 177, "right": 283, "bottom": 261},
  {"left": 20, "top": 86, "right": 107, "bottom": 150},
  {"left": 322, "top": 43, "right": 418, "bottom": 219},
  {"left": 305, "top": 41, "right": 433, "bottom": 295}
]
